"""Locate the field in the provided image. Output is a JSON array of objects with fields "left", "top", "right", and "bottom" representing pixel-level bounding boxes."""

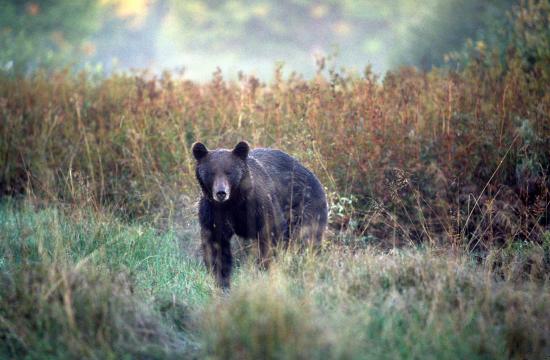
[
  {"left": 1, "top": 2, "right": 549, "bottom": 359},
  {"left": 1, "top": 201, "right": 548, "bottom": 359}
]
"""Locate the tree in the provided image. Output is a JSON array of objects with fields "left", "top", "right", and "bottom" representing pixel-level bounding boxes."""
[
  {"left": 0, "top": 0, "right": 103, "bottom": 73},
  {"left": 391, "top": 0, "right": 518, "bottom": 70}
]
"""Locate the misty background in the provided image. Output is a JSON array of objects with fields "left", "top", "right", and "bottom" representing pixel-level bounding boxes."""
[{"left": 0, "top": 0, "right": 517, "bottom": 80}]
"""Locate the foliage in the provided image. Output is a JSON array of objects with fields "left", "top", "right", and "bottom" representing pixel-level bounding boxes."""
[
  {"left": 444, "top": 0, "right": 550, "bottom": 76},
  {"left": 1, "top": 1, "right": 548, "bottom": 249},
  {"left": 1, "top": 2, "right": 548, "bottom": 358},
  {"left": 0, "top": 0, "right": 106, "bottom": 73},
  {"left": 392, "top": 0, "right": 518, "bottom": 70}
]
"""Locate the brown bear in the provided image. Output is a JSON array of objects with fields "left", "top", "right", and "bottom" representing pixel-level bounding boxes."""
[{"left": 192, "top": 141, "right": 328, "bottom": 288}]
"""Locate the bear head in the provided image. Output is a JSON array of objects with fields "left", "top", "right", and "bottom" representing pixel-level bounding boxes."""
[{"left": 191, "top": 141, "right": 250, "bottom": 204}]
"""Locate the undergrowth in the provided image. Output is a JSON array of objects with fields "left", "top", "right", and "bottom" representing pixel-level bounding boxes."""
[
  {"left": 1, "top": 2, "right": 548, "bottom": 250},
  {"left": 1, "top": 202, "right": 549, "bottom": 359},
  {"left": 0, "top": 2, "right": 549, "bottom": 359}
]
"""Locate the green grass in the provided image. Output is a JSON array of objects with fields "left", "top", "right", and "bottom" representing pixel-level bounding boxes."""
[
  {"left": 0, "top": 200, "right": 211, "bottom": 358},
  {"left": 1, "top": 201, "right": 548, "bottom": 359},
  {"left": 1, "top": 4, "right": 548, "bottom": 357}
]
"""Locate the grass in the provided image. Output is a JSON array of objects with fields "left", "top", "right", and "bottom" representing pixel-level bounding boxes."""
[
  {"left": 1, "top": 1, "right": 548, "bottom": 249},
  {"left": 1, "top": 201, "right": 548, "bottom": 359},
  {"left": 0, "top": 2, "right": 549, "bottom": 358},
  {"left": 0, "top": 200, "right": 210, "bottom": 358}
]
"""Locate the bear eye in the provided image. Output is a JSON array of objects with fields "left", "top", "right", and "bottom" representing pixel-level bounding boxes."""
[{"left": 199, "top": 167, "right": 212, "bottom": 181}]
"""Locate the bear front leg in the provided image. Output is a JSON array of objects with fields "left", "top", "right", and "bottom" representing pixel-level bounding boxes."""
[
  {"left": 199, "top": 199, "right": 234, "bottom": 289},
  {"left": 200, "top": 228, "right": 215, "bottom": 271},
  {"left": 201, "top": 228, "right": 233, "bottom": 289},
  {"left": 216, "top": 236, "right": 232, "bottom": 289},
  {"left": 201, "top": 229, "right": 233, "bottom": 289}
]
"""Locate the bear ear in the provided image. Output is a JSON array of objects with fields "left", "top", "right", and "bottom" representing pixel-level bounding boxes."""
[
  {"left": 232, "top": 141, "right": 250, "bottom": 160},
  {"left": 192, "top": 142, "right": 209, "bottom": 161}
]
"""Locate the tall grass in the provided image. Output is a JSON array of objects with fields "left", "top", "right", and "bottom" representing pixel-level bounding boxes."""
[
  {"left": 0, "top": 1, "right": 549, "bottom": 358},
  {"left": 0, "top": 200, "right": 210, "bottom": 358},
  {"left": 1, "top": 202, "right": 548, "bottom": 358},
  {"left": 1, "top": 2, "right": 548, "bottom": 249}
]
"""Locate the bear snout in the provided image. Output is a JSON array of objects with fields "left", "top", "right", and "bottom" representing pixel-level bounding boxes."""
[
  {"left": 215, "top": 190, "right": 227, "bottom": 201},
  {"left": 213, "top": 177, "right": 230, "bottom": 202}
]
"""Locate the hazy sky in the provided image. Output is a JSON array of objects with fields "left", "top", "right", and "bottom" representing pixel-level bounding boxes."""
[
  {"left": 3, "top": 0, "right": 506, "bottom": 80},
  {"left": 97, "top": 0, "right": 414, "bottom": 79}
]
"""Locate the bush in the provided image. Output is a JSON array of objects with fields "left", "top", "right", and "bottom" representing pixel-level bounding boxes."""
[{"left": 0, "top": 2, "right": 548, "bottom": 248}]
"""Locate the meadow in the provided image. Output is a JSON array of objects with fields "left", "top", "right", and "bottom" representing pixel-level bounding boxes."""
[
  {"left": 1, "top": 201, "right": 548, "bottom": 359},
  {"left": 1, "top": 2, "right": 549, "bottom": 358}
]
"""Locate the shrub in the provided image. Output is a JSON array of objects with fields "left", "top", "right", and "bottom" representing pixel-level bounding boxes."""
[{"left": 0, "top": 2, "right": 547, "bottom": 249}]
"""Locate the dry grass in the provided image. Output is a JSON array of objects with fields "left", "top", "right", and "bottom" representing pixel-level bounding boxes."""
[
  {"left": 0, "top": 202, "right": 548, "bottom": 359},
  {"left": 0, "top": 2, "right": 549, "bottom": 358},
  {"left": 1, "top": 0, "right": 548, "bottom": 249}
]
